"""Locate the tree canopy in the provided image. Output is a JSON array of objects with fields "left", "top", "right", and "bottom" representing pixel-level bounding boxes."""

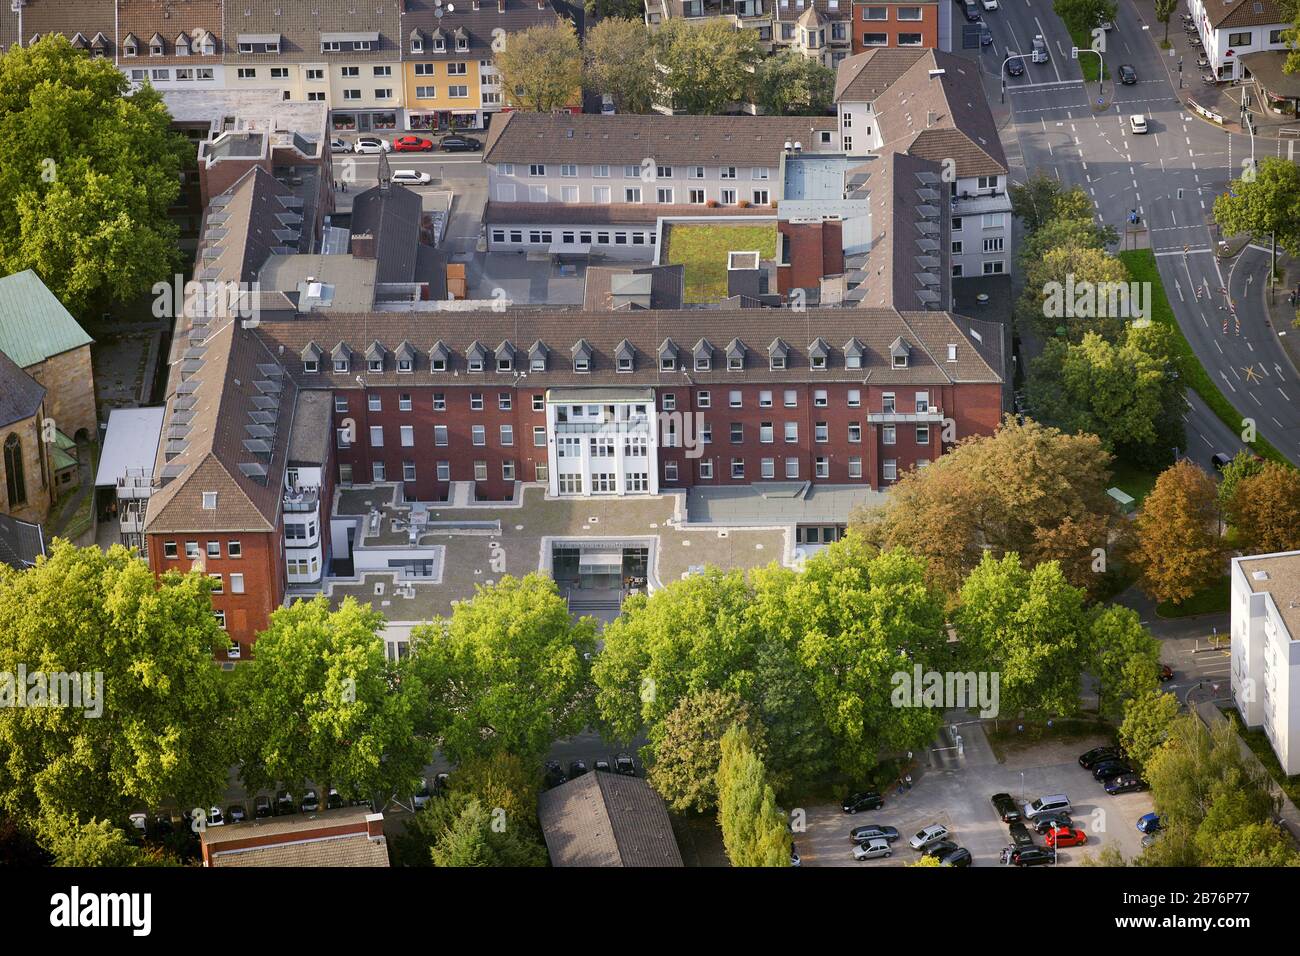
[
  {"left": 653, "top": 19, "right": 762, "bottom": 115},
  {"left": 583, "top": 18, "right": 658, "bottom": 115},
  {"left": 1132, "top": 460, "right": 1225, "bottom": 605},
  {"left": 495, "top": 21, "right": 583, "bottom": 113}
]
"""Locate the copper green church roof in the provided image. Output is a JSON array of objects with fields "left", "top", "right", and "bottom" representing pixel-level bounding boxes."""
[{"left": 0, "top": 270, "right": 93, "bottom": 368}]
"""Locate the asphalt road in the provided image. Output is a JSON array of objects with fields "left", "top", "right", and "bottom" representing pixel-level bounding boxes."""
[{"left": 977, "top": 0, "right": 1300, "bottom": 466}]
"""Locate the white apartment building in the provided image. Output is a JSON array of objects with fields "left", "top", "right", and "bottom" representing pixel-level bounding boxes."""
[
  {"left": 1231, "top": 550, "right": 1300, "bottom": 774},
  {"left": 1190, "top": 0, "right": 1293, "bottom": 83}
]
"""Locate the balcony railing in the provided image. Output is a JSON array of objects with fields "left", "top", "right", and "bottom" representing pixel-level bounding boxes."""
[{"left": 283, "top": 487, "right": 320, "bottom": 513}]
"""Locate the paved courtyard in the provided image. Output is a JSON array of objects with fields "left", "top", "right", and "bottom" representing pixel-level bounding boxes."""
[
  {"left": 321, "top": 484, "right": 791, "bottom": 622},
  {"left": 796, "top": 727, "right": 1155, "bottom": 868}
]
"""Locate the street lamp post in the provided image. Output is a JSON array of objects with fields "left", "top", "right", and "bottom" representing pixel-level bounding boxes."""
[
  {"left": 1074, "top": 47, "right": 1105, "bottom": 99},
  {"left": 1000, "top": 52, "right": 1024, "bottom": 105}
]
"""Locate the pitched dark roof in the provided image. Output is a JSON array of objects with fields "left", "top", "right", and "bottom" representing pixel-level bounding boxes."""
[
  {"left": 0, "top": 513, "right": 45, "bottom": 570},
  {"left": 402, "top": 0, "right": 565, "bottom": 56},
  {"left": 537, "top": 772, "right": 683, "bottom": 867},
  {"left": 1208, "top": 0, "right": 1286, "bottom": 29},
  {"left": 483, "top": 111, "right": 838, "bottom": 167},
  {"left": 0, "top": 350, "right": 46, "bottom": 428},
  {"left": 350, "top": 181, "right": 426, "bottom": 285},
  {"left": 834, "top": 47, "right": 929, "bottom": 102},
  {"left": 583, "top": 264, "right": 686, "bottom": 311}
]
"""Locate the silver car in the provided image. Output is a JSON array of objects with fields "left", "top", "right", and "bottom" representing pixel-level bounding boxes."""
[
  {"left": 909, "top": 824, "right": 950, "bottom": 850},
  {"left": 353, "top": 136, "right": 390, "bottom": 155},
  {"left": 853, "top": 837, "right": 892, "bottom": 860}
]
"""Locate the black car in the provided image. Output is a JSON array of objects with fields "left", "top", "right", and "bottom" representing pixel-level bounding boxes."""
[
  {"left": 1032, "top": 811, "right": 1073, "bottom": 834},
  {"left": 962, "top": 0, "right": 981, "bottom": 21},
  {"left": 1078, "top": 746, "right": 1122, "bottom": 770},
  {"left": 1011, "top": 846, "right": 1057, "bottom": 866},
  {"left": 991, "top": 792, "right": 1022, "bottom": 823},
  {"left": 593, "top": 758, "right": 612, "bottom": 773},
  {"left": 1006, "top": 56, "right": 1025, "bottom": 77},
  {"left": 275, "top": 791, "right": 295, "bottom": 815},
  {"left": 300, "top": 789, "right": 320, "bottom": 813},
  {"left": 153, "top": 813, "right": 175, "bottom": 835},
  {"left": 1118, "top": 63, "right": 1137, "bottom": 85},
  {"left": 922, "top": 839, "right": 960, "bottom": 858},
  {"left": 614, "top": 753, "right": 637, "bottom": 777},
  {"left": 1008, "top": 821, "right": 1035, "bottom": 848},
  {"left": 326, "top": 788, "right": 345, "bottom": 810},
  {"left": 1105, "top": 773, "right": 1149, "bottom": 795},
  {"left": 937, "top": 846, "right": 973, "bottom": 867},
  {"left": 842, "top": 791, "right": 885, "bottom": 814},
  {"left": 1093, "top": 760, "right": 1133, "bottom": 781},
  {"left": 850, "top": 824, "right": 900, "bottom": 844},
  {"left": 227, "top": 804, "right": 247, "bottom": 823},
  {"left": 432, "top": 772, "right": 451, "bottom": 795},
  {"left": 544, "top": 760, "right": 567, "bottom": 789},
  {"left": 254, "top": 795, "right": 272, "bottom": 819},
  {"left": 1212, "top": 452, "right": 1232, "bottom": 471},
  {"left": 439, "top": 135, "right": 482, "bottom": 152},
  {"left": 568, "top": 760, "right": 589, "bottom": 778}
]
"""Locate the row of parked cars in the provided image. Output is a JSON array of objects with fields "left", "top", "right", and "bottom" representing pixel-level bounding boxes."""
[
  {"left": 544, "top": 754, "right": 637, "bottom": 789},
  {"left": 842, "top": 790, "right": 972, "bottom": 866},
  {"left": 330, "top": 133, "right": 482, "bottom": 155}
]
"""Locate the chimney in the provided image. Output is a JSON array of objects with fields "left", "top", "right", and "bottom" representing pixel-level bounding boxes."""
[
  {"left": 473, "top": 0, "right": 480, "bottom": 8},
  {"left": 365, "top": 812, "right": 385, "bottom": 839},
  {"left": 497, "top": 0, "right": 505, "bottom": 10},
  {"left": 350, "top": 232, "right": 377, "bottom": 258}
]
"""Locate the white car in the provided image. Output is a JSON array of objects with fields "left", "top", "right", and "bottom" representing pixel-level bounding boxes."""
[
  {"left": 390, "top": 169, "right": 432, "bottom": 186},
  {"left": 909, "top": 823, "right": 951, "bottom": 850},
  {"left": 982, "top": 0, "right": 998, "bottom": 9},
  {"left": 128, "top": 812, "right": 148, "bottom": 832},
  {"left": 853, "top": 837, "right": 893, "bottom": 860},
  {"left": 412, "top": 777, "right": 432, "bottom": 810},
  {"left": 353, "top": 136, "right": 391, "bottom": 155},
  {"left": 1129, "top": 114, "right": 1148, "bottom": 134},
  {"left": 329, "top": 137, "right": 353, "bottom": 154}
]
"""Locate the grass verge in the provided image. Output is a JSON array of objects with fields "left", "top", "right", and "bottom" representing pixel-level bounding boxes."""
[
  {"left": 1119, "top": 249, "right": 1288, "bottom": 465},
  {"left": 1108, "top": 455, "right": 1160, "bottom": 506},
  {"left": 1155, "top": 577, "right": 1230, "bottom": 618},
  {"left": 1228, "top": 711, "right": 1300, "bottom": 807}
]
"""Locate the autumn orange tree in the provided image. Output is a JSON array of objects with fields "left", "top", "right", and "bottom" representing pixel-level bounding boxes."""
[
  {"left": 1132, "top": 460, "right": 1225, "bottom": 605},
  {"left": 1225, "top": 462, "right": 1300, "bottom": 555},
  {"left": 853, "top": 416, "right": 1120, "bottom": 598}
]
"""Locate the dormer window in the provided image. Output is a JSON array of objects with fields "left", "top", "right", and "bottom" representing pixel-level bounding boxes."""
[
  {"left": 334, "top": 358, "right": 349, "bottom": 373},
  {"left": 695, "top": 355, "right": 709, "bottom": 371},
  {"left": 812, "top": 354, "right": 826, "bottom": 370},
  {"left": 728, "top": 355, "right": 742, "bottom": 371},
  {"left": 771, "top": 355, "right": 786, "bottom": 370},
  {"left": 531, "top": 355, "right": 545, "bottom": 371},
  {"left": 355, "top": 40, "right": 372, "bottom": 51},
  {"left": 304, "top": 359, "right": 319, "bottom": 373},
  {"left": 893, "top": 353, "right": 907, "bottom": 368},
  {"left": 201, "top": 39, "right": 216, "bottom": 55},
  {"left": 619, "top": 355, "right": 633, "bottom": 371},
  {"left": 322, "top": 41, "right": 341, "bottom": 52},
  {"left": 432, "top": 356, "right": 447, "bottom": 372},
  {"left": 457, "top": 37, "right": 469, "bottom": 51},
  {"left": 434, "top": 38, "right": 446, "bottom": 51},
  {"left": 368, "top": 358, "right": 383, "bottom": 372},
  {"left": 890, "top": 336, "right": 911, "bottom": 368},
  {"left": 176, "top": 35, "right": 190, "bottom": 56},
  {"left": 575, "top": 356, "right": 590, "bottom": 372},
  {"left": 239, "top": 43, "right": 253, "bottom": 53},
  {"left": 398, "top": 358, "right": 413, "bottom": 373},
  {"left": 661, "top": 355, "right": 675, "bottom": 371},
  {"left": 412, "top": 38, "right": 423, "bottom": 53},
  {"left": 469, "top": 355, "right": 484, "bottom": 372}
]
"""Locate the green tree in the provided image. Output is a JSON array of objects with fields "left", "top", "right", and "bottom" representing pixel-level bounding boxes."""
[
  {"left": 1019, "top": 242, "right": 1133, "bottom": 342},
  {"left": 447, "top": 752, "right": 542, "bottom": 836},
  {"left": 1213, "top": 156, "right": 1300, "bottom": 257},
  {"left": 234, "top": 596, "right": 430, "bottom": 803},
  {"left": 1155, "top": 0, "right": 1179, "bottom": 45},
  {"left": 855, "top": 416, "right": 1120, "bottom": 599},
  {"left": 654, "top": 19, "right": 762, "bottom": 115},
  {"left": 1216, "top": 450, "right": 1266, "bottom": 512},
  {"left": 1027, "top": 324, "right": 1184, "bottom": 469},
  {"left": 37, "top": 815, "right": 146, "bottom": 867},
  {"left": 583, "top": 18, "right": 658, "bottom": 115},
  {"left": 395, "top": 792, "right": 547, "bottom": 867},
  {"left": 495, "top": 20, "right": 583, "bottom": 113},
  {"left": 1118, "top": 690, "right": 1181, "bottom": 773},
  {"left": 1053, "top": 0, "right": 1117, "bottom": 33},
  {"left": 1225, "top": 461, "right": 1300, "bottom": 554},
  {"left": 1018, "top": 214, "right": 1117, "bottom": 270},
  {"left": 583, "top": 0, "right": 646, "bottom": 17},
  {"left": 716, "top": 725, "right": 790, "bottom": 867},
  {"left": 956, "top": 554, "right": 1088, "bottom": 721},
  {"left": 1010, "top": 172, "right": 1097, "bottom": 234},
  {"left": 646, "top": 689, "right": 764, "bottom": 814},
  {"left": 0, "top": 35, "right": 189, "bottom": 316},
  {"left": 0, "top": 542, "right": 230, "bottom": 829},
  {"left": 593, "top": 568, "right": 759, "bottom": 744},
  {"left": 1132, "top": 460, "right": 1225, "bottom": 605},
  {"left": 409, "top": 574, "right": 597, "bottom": 764},
  {"left": 752, "top": 50, "right": 834, "bottom": 116},
  {"left": 1087, "top": 604, "right": 1161, "bottom": 722}
]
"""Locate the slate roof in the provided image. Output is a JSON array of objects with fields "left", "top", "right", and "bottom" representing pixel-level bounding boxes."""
[
  {"left": 0, "top": 513, "right": 46, "bottom": 571},
  {"left": 0, "top": 270, "right": 94, "bottom": 368},
  {"left": 834, "top": 47, "right": 929, "bottom": 102},
  {"left": 537, "top": 771, "right": 683, "bottom": 867},
  {"left": 116, "top": 0, "right": 222, "bottom": 65},
  {"left": 250, "top": 306, "right": 1005, "bottom": 388},
  {"left": 222, "top": 0, "right": 402, "bottom": 63},
  {"left": 582, "top": 264, "right": 686, "bottom": 311},
  {"left": 0, "top": 0, "right": 117, "bottom": 55},
  {"left": 402, "top": 0, "right": 565, "bottom": 57},
  {"left": 483, "top": 111, "right": 838, "bottom": 167},
  {"left": 0, "top": 350, "right": 46, "bottom": 428},
  {"left": 349, "top": 180, "right": 427, "bottom": 285}
]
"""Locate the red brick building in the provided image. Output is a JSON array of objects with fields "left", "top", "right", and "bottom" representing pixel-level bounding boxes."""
[{"left": 850, "top": 1, "right": 946, "bottom": 54}]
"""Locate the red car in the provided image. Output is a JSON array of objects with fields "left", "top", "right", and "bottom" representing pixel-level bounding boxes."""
[
  {"left": 392, "top": 135, "right": 434, "bottom": 152},
  {"left": 1045, "top": 825, "right": 1087, "bottom": 848}
]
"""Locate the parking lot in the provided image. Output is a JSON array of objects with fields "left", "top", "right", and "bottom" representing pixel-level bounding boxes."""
[{"left": 795, "top": 730, "right": 1154, "bottom": 867}]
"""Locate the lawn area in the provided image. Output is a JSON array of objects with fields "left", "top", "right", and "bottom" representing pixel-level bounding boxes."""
[
  {"left": 986, "top": 717, "right": 1113, "bottom": 763},
  {"left": 1119, "top": 250, "right": 1287, "bottom": 465},
  {"left": 1228, "top": 712, "right": 1300, "bottom": 807},
  {"left": 664, "top": 223, "right": 777, "bottom": 302},
  {"left": 1108, "top": 456, "right": 1159, "bottom": 507},
  {"left": 1156, "top": 577, "right": 1230, "bottom": 618},
  {"left": 1052, "top": 3, "right": 1109, "bottom": 85}
]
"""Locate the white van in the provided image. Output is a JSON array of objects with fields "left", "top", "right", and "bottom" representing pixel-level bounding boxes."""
[{"left": 1023, "top": 794, "right": 1072, "bottom": 819}]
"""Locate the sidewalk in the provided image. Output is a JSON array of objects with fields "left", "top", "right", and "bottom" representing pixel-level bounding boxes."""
[
  {"left": 1130, "top": 0, "right": 1300, "bottom": 139},
  {"left": 1264, "top": 251, "right": 1300, "bottom": 367}
]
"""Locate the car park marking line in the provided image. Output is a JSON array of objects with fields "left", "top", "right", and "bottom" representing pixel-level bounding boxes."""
[{"left": 1281, "top": 388, "right": 1292, "bottom": 403}]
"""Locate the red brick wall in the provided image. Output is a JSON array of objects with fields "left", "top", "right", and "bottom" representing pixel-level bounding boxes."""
[{"left": 851, "top": 2, "right": 941, "bottom": 53}]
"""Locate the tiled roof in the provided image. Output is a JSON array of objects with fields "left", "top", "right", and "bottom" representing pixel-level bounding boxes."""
[
  {"left": 0, "top": 0, "right": 117, "bottom": 55},
  {"left": 582, "top": 264, "right": 685, "bottom": 311},
  {"left": 0, "top": 270, "right": 94, "bottom": 368},
  {"left": 483, "top": 111, "right": 838, "bottom": 167},
  {"left": 537, "top": 772, "right": 683, "bottom": 867},
  {"left": 0, "top": 350, "right": 46, "bottom": 429},
  {"left": 834, "top": 47, "right": 929, "bottom": 102},
  {"left": 485, "top": 201, "right": 775, "bottom": 225},
  {"left": 222, "top": 0, "right": 402, "bottom": 63},
  {"left": 402, "top": 0, "right": 565, "bottom": 57},
  {"left": 868, "top": 50, "right": 1008, "bottom": 179},
  {"left": 856, "top": 150, "right": 949, "bottom": 311},
  {"left": 116, "top": 0, "right": 222, "bottom": 65},
  {"left": 0, "top": 513, "right": 46, "bottom": 571},
  {"left": 1208, "top": 0, "right": 1286, "bottom": 29},
  {"left": 349, "top": 180, "right": 426, "bottom": 284},
  {"left": 250, "top": 306, "right": 1005, "bottom": 388},
  {"left": 210, "top": 835, "right": 390, "bottom": 866}
]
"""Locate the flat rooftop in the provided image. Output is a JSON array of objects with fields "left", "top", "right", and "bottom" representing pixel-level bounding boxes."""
[
  {"left": 783, "top": 154, "right": 862, "bottom": 201},
  {"left": 1238, "top": 552, "right": 1300, "bottom": 640}
]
